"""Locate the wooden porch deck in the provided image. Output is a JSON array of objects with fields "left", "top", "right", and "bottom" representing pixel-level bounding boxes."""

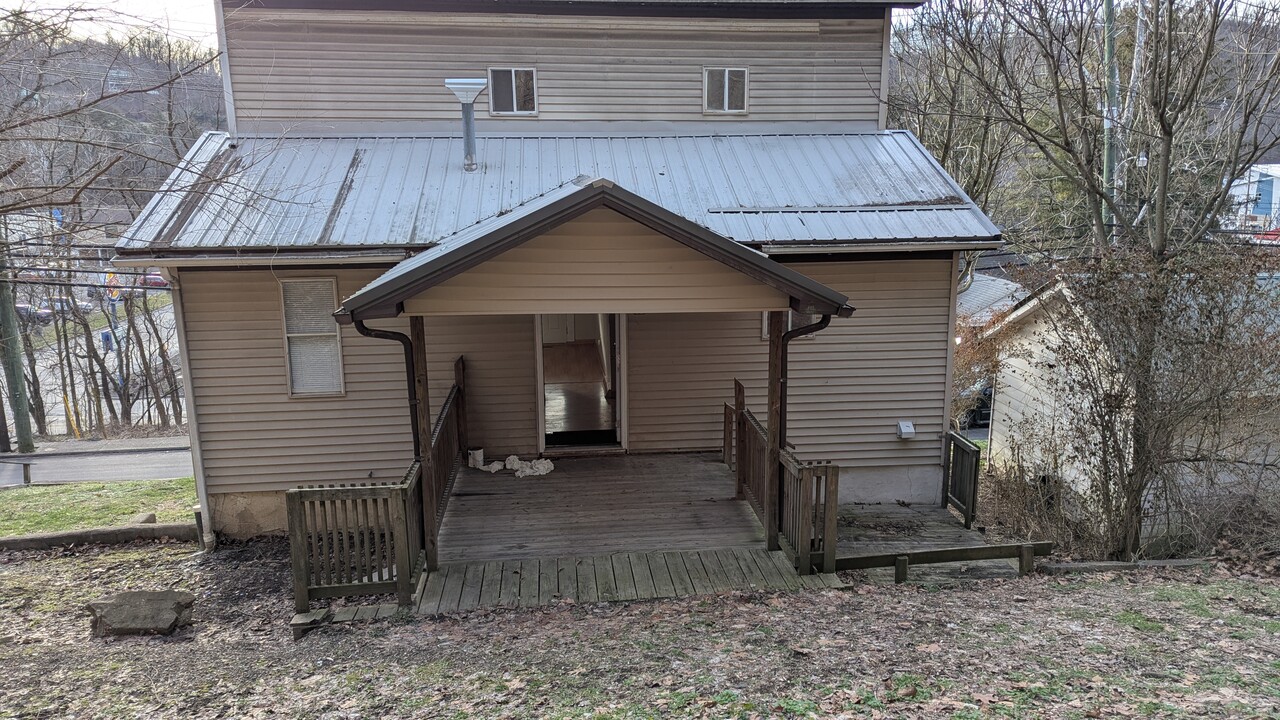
[
  {"left": 436, "top": 453, "right": 765, "bottom": 564},
  {"left": 416, "top": 547, "right": 844, "bottom": 615}
]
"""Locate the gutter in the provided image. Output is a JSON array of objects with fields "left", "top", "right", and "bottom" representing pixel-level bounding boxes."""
[
  {"left": 352, "top": 320, "right": 422, "bottom": 460},
  {"left": 112, "top": 252, "right": 411, "bottom": 269}
]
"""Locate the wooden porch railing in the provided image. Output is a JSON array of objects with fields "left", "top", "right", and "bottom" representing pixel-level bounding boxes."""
[
  {"left": 286, "top": 356, "right": 468, "bottom": 613},
  {"left": 942, "top": 431, "right": 981, "bottom": 529},
  {"left": 723, "top": 379, "right": 838, "bottom": 573},
  {"left": 778, "top": 452, "right": 838, "bottom": 574},
  {"left": 420, "top": 362, "right": 465, "bottom": 569},
  {"left": 285, "top": 462, "right": 424, "bottom": 613}
]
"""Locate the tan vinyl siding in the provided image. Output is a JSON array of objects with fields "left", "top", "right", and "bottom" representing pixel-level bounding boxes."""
[
  {"left": 180, "top": 269, "right": 415, "bottom": 494},
  {"left": 223, "top": 11, "right": 885, "bottom": 130},
  {"left": 181, "top": 271, "right": 537, "bottom": 494},
  {"left": 625, "top": 259, "right": 955, "bottom": 468},
  {"left": 627, "top": 312, "right": 768, "bottom": 451},
  {"left": 403, "top": 209, "right": 789, "bottom": 316},
  {"left": 422, "top": 315, "right": 538, "bottom": 456},
  {"left": 786, "top": 260, "right": 953, "bottom": 467}
]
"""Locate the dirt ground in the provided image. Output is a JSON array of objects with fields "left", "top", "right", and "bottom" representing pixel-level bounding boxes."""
[{"left": 0, "top": 540, "right": 1277, "bottom": 719}]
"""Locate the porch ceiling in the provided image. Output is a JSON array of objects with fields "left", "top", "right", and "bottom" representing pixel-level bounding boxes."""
[{"left": 335, "top": 177, "right": 854, "bottom": 321}]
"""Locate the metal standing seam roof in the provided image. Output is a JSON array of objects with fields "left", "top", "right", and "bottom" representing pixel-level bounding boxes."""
[
  {"left": 956, "top": 273, "right": 1026, "bottom": 326},
  {"left": 116, "top": 130, "right": 1000, "bottom": 255}
]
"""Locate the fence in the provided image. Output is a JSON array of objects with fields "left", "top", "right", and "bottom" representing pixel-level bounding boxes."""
[
  {"left": 778, "top": 452, "right": 838, "bottom": 574},
  {"left": 723, "top": 379, "right": 838, "bottom": 571},
  {"left": 286, "top": 462, "right": 424, "bottom": 613},
  {"left": 942, "top": 431, "right": 982, "bottom": 529}
]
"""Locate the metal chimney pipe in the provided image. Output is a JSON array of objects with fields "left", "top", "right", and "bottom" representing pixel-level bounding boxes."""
[
  {"left": 445, "top": 78, "right": 487, "bottom": 173},
  {"left": 460, "top": 101, "right": 478, "bottom": 172}
]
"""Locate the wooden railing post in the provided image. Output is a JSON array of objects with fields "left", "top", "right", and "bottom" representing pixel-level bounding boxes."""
[
  {"left": 389, "top": 485, "right": 413, "bottom": 607},
  {"left": 941, "top": 433, "right": 953, "bottom": 509},
  {"left": 821, "top": 465, "right": 838, "bottom": 573},
  {"left": 286, "top": 490, "right": 312, "bottom": 614},
  {"left": 723, "top": 403, "right": 734, "bottom": 469},
  {"left": 734, "top": 380, "right": 746, "bottom": 499},
  {"left": 454, "top": 356, "right": 468, "bottom": 453}
]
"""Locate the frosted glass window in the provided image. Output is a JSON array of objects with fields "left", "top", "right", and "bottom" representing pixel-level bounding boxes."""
[{"left": 281, "top": 278, "right": 344, "bottom": 395}]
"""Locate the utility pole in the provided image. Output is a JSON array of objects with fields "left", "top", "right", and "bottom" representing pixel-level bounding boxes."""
[
  {"left": 0, "top": 216, "right": 35, "bottom": 452},
  {"left": 1101, "top": 0, "right": 1120, "bottom": 241}
]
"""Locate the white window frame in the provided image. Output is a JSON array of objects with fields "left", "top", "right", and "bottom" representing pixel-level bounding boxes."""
[
  {"left": 487, "top": 67, "right": 539, "bottom": 116},
  {"left": 280, "top": 277, "right": 346, "bottom": 398},
  {"left": 703, "top": 67, "right": 749, "bottom": 115},
  {"left": 761, "top": 310, "right": 819, "bottom": 341}
]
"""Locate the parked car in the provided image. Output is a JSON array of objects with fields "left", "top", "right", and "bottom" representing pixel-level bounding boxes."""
[
  {"left": 42, "top": 296, "right": 95, "bottom": 316},
  {"left": 14, "top": 304, "right": 53, "bottom": 326},
  {"left": 139, "top": 273, "right": 169, "bottom": 289},
  {"left": 957, "top": 383, "right": 993, "bottom": 430}
]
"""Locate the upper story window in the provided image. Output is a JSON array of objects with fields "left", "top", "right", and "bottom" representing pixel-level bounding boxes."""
[
  {"left": 280, "top": 278, "right": 345, "bottom": 396},
  {"left": 489, "top": 68, "right": 537, "bottom": 115},
  {"left": 704, "top": 67, "right": 748, "bottom": 114}
]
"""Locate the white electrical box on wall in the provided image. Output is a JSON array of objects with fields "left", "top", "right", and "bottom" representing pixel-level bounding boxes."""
[{"left": 896, "top": 421, "right": 915, "bottom": 439}]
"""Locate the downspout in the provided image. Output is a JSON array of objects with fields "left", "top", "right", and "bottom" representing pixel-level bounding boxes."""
[
  {"left": 353, "top": 319, "right": 422, "bottom": 460},
  {"left": 775, "top": 311, "right": 842, "bottom": 539},
  {"left": 778, "top": 313, "right": 833, "bottom": 449}
]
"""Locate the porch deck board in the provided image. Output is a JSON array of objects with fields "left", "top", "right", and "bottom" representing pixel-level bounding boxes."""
[
  {"left": 437, "top": 453, "right": 766, "bottom": 564},
  {"left": 415, "top": 549, "right": 843, "bottom": 615}
]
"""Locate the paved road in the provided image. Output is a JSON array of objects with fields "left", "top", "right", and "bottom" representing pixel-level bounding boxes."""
[{"left": 0, "top": 449, "right": 193, "bottom": 488}]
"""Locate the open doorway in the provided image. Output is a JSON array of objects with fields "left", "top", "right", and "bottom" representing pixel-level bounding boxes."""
[{"left": 541, "top": 313, "right": 620, "bottom": 448}]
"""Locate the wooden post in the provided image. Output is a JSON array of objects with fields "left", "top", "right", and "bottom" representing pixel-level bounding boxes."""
[
  {"left": 894, "top": 555, "right": 909, "bottom": 584},
  {"left": 722, "top": 404, "right": 733, "bottom": 467},
  {"left": 941, "top": 433, "right": 952, "bottom": 509},
  {"left": 285, "top": 491, "right": 312, "bottom": 614},
  {"left": 765, "top": 311, "right": 785, "bottom": 552},
  {"left": 409, "top": 317, "right": 437, "bottom": 571},
  {"left": 390, "top": 485, "right": 413, "bottom": 607},
  {"left": 1018, "top": 543, "right": 1035, "bottom": 576},
  {"left": 454, "top": 356, "right": 468, "bottom": 452},
  {"left": 822, "top": 465, "right": 838, "bottom": 573},
  {"left": 734, "top": 380, "right": 746, "bottom": 499}
]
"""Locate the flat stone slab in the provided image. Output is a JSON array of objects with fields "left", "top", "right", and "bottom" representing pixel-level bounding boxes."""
[{"left": 86, "top": 590, "right": 195, "bottom": 637}]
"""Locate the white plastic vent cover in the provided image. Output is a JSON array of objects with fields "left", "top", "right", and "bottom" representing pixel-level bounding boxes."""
[{"left": 281, "top": 278, "right": 343, "bottom": 395}]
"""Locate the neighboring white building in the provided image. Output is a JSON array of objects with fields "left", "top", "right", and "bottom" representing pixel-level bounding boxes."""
[{"left": 1230, "top": 164, "right": 1280, "bottom": 231}]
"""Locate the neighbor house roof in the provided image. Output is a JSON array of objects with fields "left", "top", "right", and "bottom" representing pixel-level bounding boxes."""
[
  {"left": 116, "top": 129, "right": 1000, "bottom": 261},
  {"left": 956, "top": 273, "right": 1026, "bottom": 326},
  {"left": 337, "top": 176, "right": 856, "bottom": 322}
]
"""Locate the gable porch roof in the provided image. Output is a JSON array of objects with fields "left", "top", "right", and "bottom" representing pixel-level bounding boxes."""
[{"left": 335, "top": 176, "right": 855, "bottom": 322}]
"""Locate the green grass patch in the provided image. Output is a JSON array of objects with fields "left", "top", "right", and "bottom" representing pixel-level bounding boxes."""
[
  {"left": 0, "top": 477, "right": 195, "bottom": 536},
  {"left": 1116, "top": 610, "right": 1165, "bottom": 633}
]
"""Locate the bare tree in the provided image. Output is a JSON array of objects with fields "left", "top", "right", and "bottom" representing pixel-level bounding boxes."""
[{"left": 902, "top": 0, "right": 1280, "bottom": 558}]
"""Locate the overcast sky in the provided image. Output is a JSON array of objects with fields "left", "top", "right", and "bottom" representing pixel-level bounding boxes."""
[{"left": 20, "top": 1, "right": 219, "bottom": 47}]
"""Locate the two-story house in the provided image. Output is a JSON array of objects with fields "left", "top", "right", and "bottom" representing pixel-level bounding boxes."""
[{"left": 116, "top": 0, "right": 1000, "bottom": 590}]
